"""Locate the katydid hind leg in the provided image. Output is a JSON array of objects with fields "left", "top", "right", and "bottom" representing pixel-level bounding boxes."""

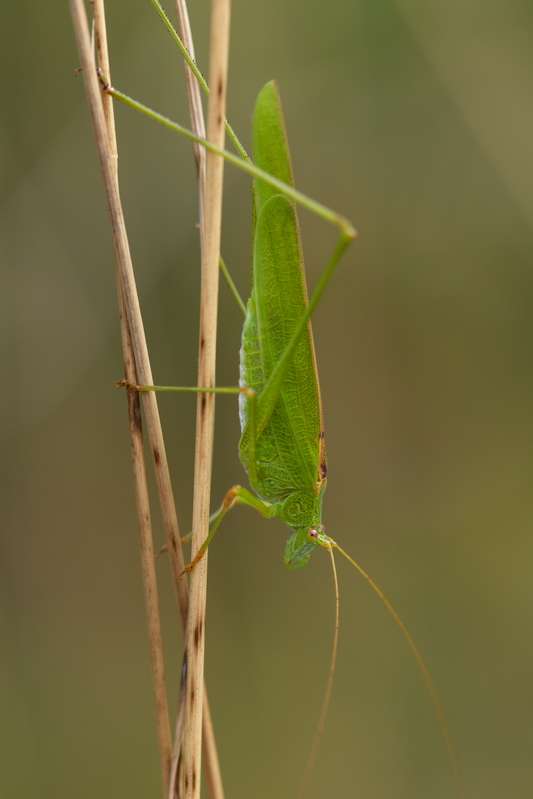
[
  {"left": 242, "top": 192, "right": 351, "bottom": 453},
  {"left": 253, "top": 224, "right": 352, "bottom": 444}
]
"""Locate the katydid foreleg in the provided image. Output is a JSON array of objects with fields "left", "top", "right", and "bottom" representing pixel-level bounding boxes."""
[{"left": 178, "top": 485, "right": 278, "bottom": 576}]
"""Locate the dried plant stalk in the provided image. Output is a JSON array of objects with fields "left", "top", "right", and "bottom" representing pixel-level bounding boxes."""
[
  {"left": 72, "top": 2, "right": 173, "bottom": 793},
  {"left": 72, "top": 0, "right": 189, "bottom": 629},
  {"left": 184, "top": 1, "right": 232, "bottom": 797},
  {"left": 171, "top": 1, "right": 224, "bottom": 796},
  {"left": 69, "top": 2, "right": 224, "bottom": 797}
]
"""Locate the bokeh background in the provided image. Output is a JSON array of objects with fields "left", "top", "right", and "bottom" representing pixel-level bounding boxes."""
[{"left": 2, "top": 1, "right": 533, "bottom": 797}]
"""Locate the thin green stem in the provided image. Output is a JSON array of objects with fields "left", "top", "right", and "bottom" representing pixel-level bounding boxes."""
[{"left": 102, "top": 82, "right": 356, "bottom": 239}]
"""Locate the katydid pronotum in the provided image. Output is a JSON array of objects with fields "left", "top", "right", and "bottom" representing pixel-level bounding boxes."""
[{"left": 107, "top": 32, "right": 467, "bottom": 799}]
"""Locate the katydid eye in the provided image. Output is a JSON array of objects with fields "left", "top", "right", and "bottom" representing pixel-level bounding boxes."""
[
  {"left": 309, "top": 529, "right": 319, "bottom": 539},
  {"left": 317, "top": 525, "right": 324, "bottom": 533}
]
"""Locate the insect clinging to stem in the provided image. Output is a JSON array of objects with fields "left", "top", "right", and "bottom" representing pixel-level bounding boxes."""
[
  {"left": 112, "top": 79, "right": 356, "bottom": 573},
  {"left": 107, "top": 21, "right": 468, "bottom": 798}
]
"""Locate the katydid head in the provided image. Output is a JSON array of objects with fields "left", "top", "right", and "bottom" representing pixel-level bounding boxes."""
[
  {"left": 283, "top": 524, "right": 331, "bottom": 569},
  {"left": 308, "top": 524, "right": 334, "bottom": 550}
]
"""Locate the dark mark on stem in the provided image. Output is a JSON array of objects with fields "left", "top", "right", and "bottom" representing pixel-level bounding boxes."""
[
  {"left": 194, "top": 618, "right": 203, "bottom": 649},
  {"left": 181, "top": 652, "right": 188, "bottom": 687},
  {"left": 132, "top": 398, "right": 142, "bottom": 433}
]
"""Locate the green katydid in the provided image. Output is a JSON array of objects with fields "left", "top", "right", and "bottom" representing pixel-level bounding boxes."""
[
  {"left": 186, "top": 80, "right": 339, "bottom": 573},
  {"left": 111, "top": 79, "right": 355, "bottom": 570},
  {"left": 109, "top": 58, "right": 467, "bottom": 799}
]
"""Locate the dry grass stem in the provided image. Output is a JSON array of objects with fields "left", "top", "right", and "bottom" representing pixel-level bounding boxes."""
[
  {"left": 71, "top": 0, "right": 190, "bottom": 631},
  {"left": 122, "top": 333, "right": 173, "bottom": 799},
  {"left": 92, "top": 0, "right": 116, "bottom": 161},
  {"left": 73, "top": 1, "right": 173, "bottom": 793},
  {"left": 70, "top": 3, "right": 226, "bottom": 797},
  {"left": 171, "top": 2, "right": 224, "bottom": 797},
  {"left": 184, "top": 1, "right": 232, "bottom": 797}
]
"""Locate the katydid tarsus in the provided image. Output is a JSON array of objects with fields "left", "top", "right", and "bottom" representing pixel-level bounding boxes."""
[{"left": 108, "top": 28, "right": 467, "bottom": 799}]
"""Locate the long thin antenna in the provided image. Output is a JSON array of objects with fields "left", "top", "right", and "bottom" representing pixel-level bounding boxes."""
[
  {"left": 297, "top": 544, "right": 340, "bottom": 799},
  {"left": 329, "top": 539, "right": 469, "bottom": 799}
]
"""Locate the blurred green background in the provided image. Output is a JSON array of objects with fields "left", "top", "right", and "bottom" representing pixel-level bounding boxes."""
[{"left": 2, "top": 0, "right": 533, "bottom": 797}]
